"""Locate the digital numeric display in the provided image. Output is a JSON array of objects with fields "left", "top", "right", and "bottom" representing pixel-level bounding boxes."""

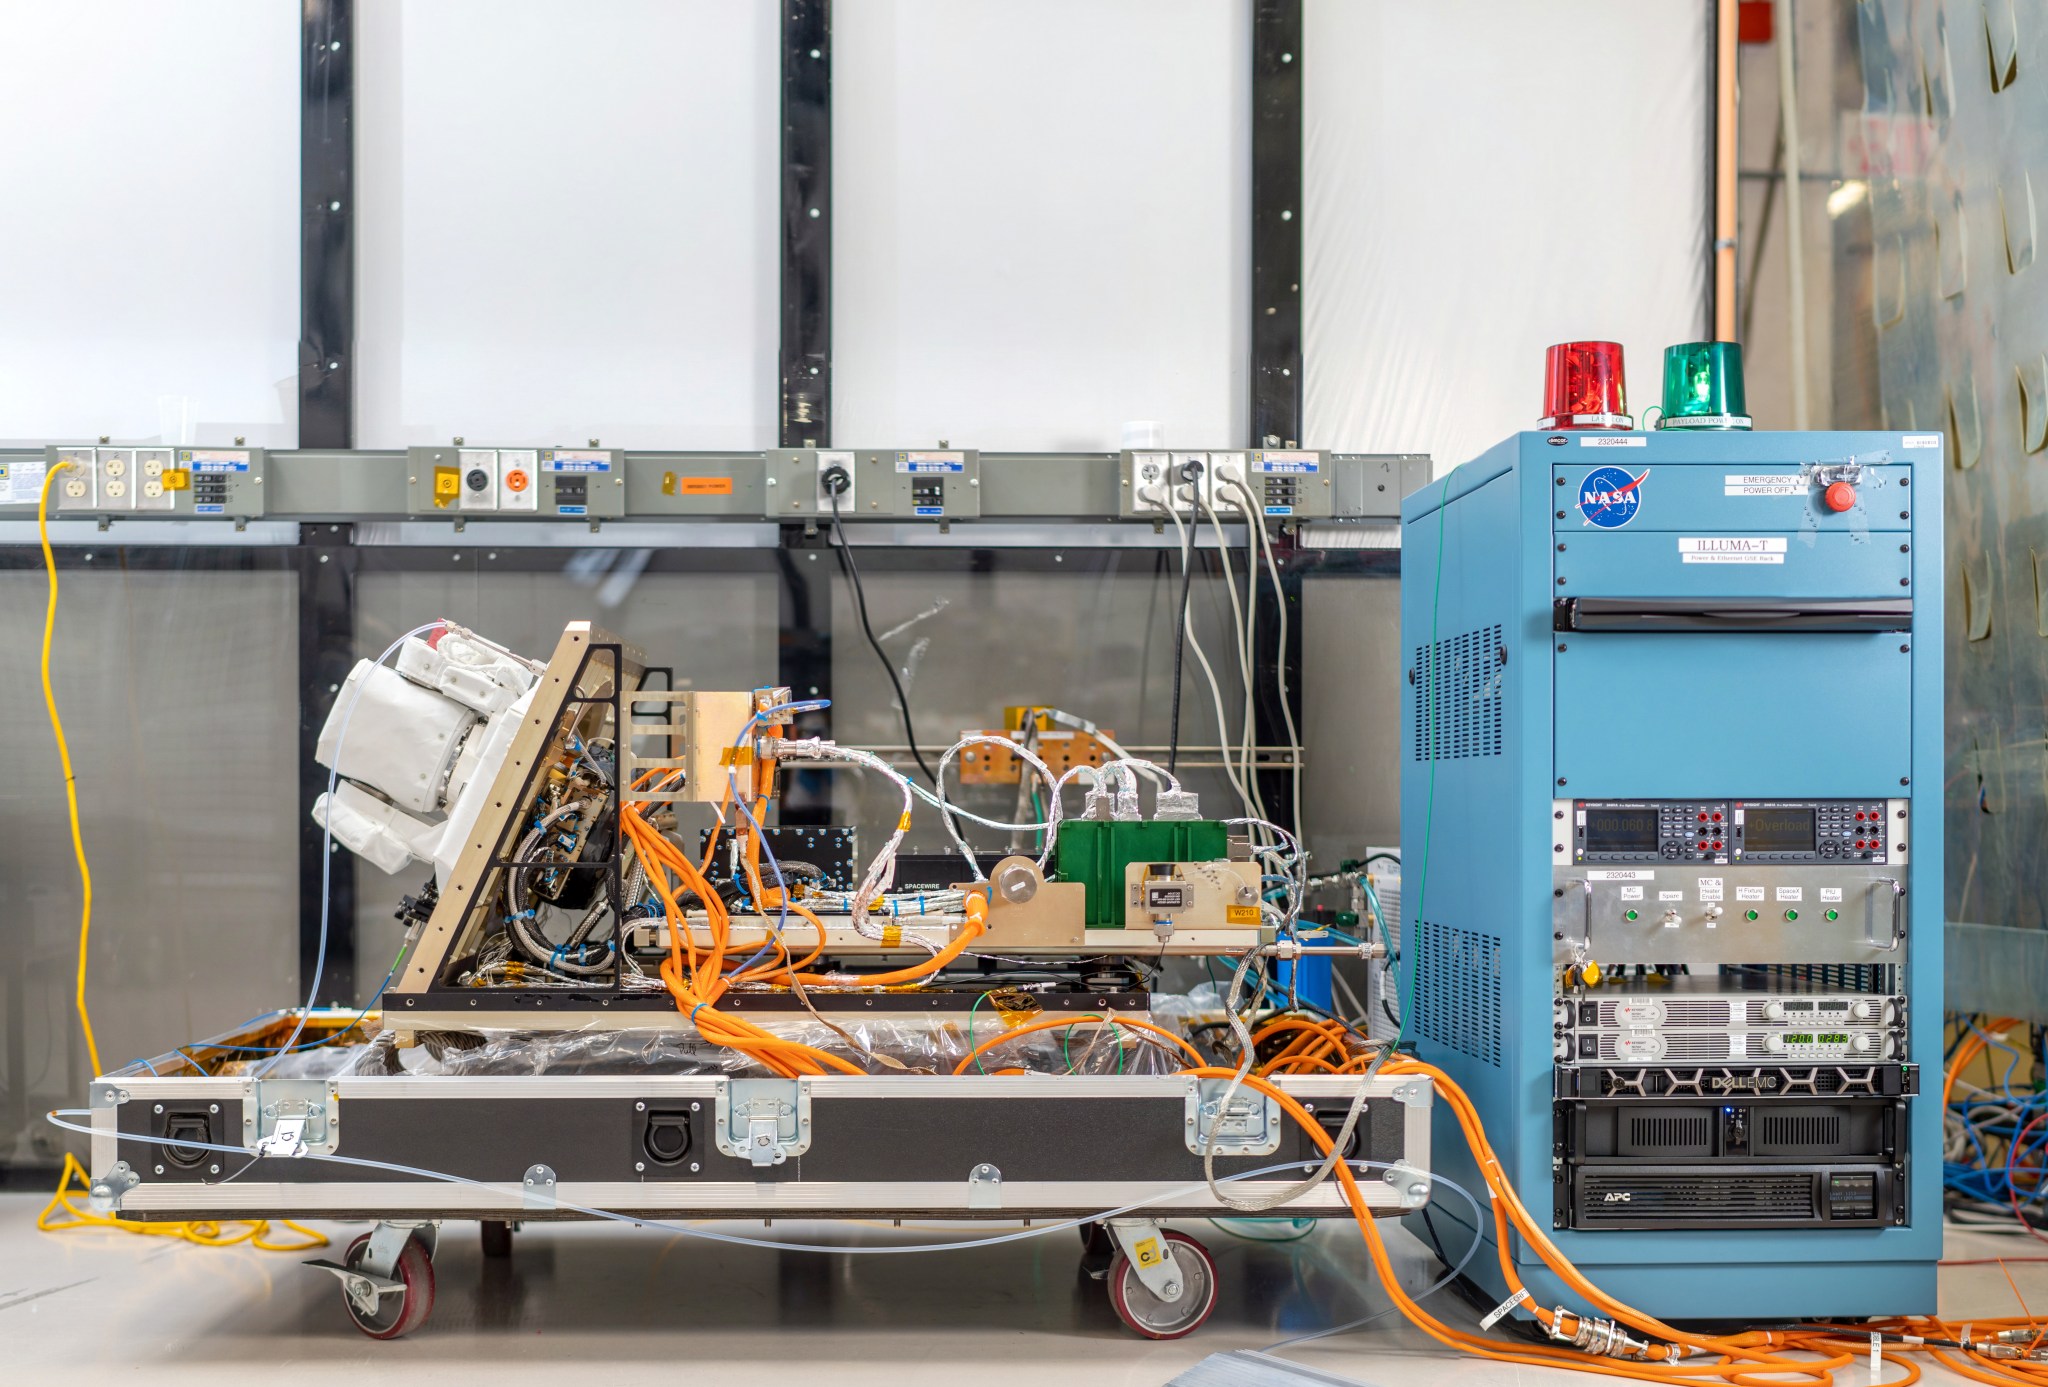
[
  {"left": 1743, "top": 806, "right": 1816, "bottom": 854},
  {"left": 1584, "top": 807, "right": 1659, "bottom": 854}
]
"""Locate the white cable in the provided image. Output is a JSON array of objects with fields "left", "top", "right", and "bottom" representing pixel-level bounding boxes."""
[
  {"left": 1036, "top": 707, "right": 1176, "bottom": 788},
  {"left": 1154, "top": 492, "right": 1257, "bottom": 825},
  {"left": 930, "top": 733, "right": 1060, "bottom": 879},
  {"left": 768, "top": 739, "right": 913, "bottom": 933},
  {"left": 1226, "top": 477, "right": 1305, "bottom": 839},
  {"left": 1198, "top": 487, "right": 1267, "bottom": 825}
]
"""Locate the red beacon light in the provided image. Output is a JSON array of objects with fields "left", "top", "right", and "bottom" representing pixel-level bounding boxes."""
[{"left": 1539, "top": 341, "right": 1632, "bottom": 430}]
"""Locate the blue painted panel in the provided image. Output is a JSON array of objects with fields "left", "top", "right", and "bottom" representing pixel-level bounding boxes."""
[
  {"left": 1557, "top": 531, "right": 1911, "bottom": 599},
  {"left": 1553, "top": 460, "right": 1914, "bottom": 534},
  {"left": 1406, "top": 429, "right": 1941, "bottom": 1320},
  {"left": 1555, "top": 632, "right": 1912, "bottom": 796}
]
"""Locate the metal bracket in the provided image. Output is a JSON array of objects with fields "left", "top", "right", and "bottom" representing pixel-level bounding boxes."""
[
  {"left": 1807, "top": 458, "right": 1878, "bottom": 486},
  {"left": 1108, "top": 1219, "right": 1183, "bottom": 1303},
  {"left": 91, "top": 1085, "right": 129, "bottom": 1109},
  {"left": 1384, "top": 1160, "right": 1433, "bottom": 1208},
  {"left": 1871, "top": 876, "right": 1906, "bottom": 952},
  {"left": 241, "top": 1079, "right": 339, "bottom": 1157},
  {"left": 307, "top": 1259, "right": 403, "bottom": 1319},
  {"left": 1393, "top": 1079, "right": 1431, "bottom": 1107},
  {"left": 715, "top": 1078, "right": 812, "bottom": 1167},
  {"left": 967, "top": 1162, "right": 1003, "bottom": 1209},
  {"left": 88, "top": 1161, "right": 140, "bottom": 1213},
  {"left": 523, "top": 1164, "right": 558, "bottom": 1210},
  {"left": 1184, "top": 1078, "right": 1282, "bottom": 1156}
]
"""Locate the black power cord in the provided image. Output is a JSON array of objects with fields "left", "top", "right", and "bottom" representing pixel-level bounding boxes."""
[{"left": 826, "top": 477, "right": 939, "bottom": 788}]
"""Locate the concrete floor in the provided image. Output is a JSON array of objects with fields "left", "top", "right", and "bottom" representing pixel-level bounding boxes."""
[{"left": 2, "top": 1193, "right": 2045, "bottom": 1385}]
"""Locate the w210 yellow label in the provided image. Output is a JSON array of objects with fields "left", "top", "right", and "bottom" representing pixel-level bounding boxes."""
[
  {"left": 1132, "top": 1236, "right": 1163, "bottom": 1267},
  {"left": 719, "top": 746, "right": 754, "bottom": 766},
  {"left": 880, "top": 923, "right": 903, "bottom": 947},
  {"left": 1226, "top": 905, "right": 1261, "bottom": 925}
]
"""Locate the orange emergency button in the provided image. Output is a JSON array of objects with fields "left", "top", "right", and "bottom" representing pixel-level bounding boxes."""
[{"left": 1823, "top": 480, "right": 1857, "bottom": 512}]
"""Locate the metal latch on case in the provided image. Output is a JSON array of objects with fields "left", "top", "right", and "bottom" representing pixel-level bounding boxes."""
[
  {"left": 715, "top": 1078, "right": 813, "bottom": 1168},
  {"left": 241, "top": 1079, "right": 340, "bottom": 1157}
]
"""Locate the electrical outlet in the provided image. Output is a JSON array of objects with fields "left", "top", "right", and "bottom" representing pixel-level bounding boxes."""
[
  {"left": 1128, "top": 451, "right": 1213, "bottom": 514},
  {"left": 817, "top": 450, "right": 855, "bottom": 514},
  {"left": 457, "top": 449, "right": 498, "bottom": 511},
  {"left": 1207, "top": 452, "right": 1252, "bottom": 511},
  {"left": 95, "top": 449, "right": 136, "bottom": 510},
  {"left": 54, "top": 448, "right": 97, "bottom": 510},
  {"left": 135, "top": 449, "right": 175, "bottom": 511},
  {"left": 499, "top": 450, "right": 538, "bottom": 512}
]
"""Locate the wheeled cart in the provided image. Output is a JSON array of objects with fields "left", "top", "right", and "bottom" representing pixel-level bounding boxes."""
[{"left": 79, "top": 1024, "right": 1432, "bottom": 1340}]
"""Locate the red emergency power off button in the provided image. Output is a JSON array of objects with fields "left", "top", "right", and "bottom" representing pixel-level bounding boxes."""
[{"left": 1823, "top": 480, "right": 1857, "bottom": 512}]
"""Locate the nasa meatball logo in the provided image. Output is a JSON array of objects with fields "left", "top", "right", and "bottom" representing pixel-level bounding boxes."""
[{"left": 1578, "top": 465, "right": 1648, "bottom": 529}]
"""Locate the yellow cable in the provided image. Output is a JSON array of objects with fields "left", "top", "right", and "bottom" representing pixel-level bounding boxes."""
[
  {"left": 38, "top": 461, "right": 98, "bottom": 1077},
  {"left": 36, "top": 466, "right": 327, "bottom": 1255},
  {"left": 38, "top": 1153, "right": 325, "bottom": 1252}
]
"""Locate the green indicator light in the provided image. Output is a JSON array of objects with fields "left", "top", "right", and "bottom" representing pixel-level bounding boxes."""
[
  {"left": 1784, "top": 908, "right": 1799, "bottom": 922},
  {"left": 1656, "top": 341, "right": 1753, "bottom": 430},
  {"left": 1825, "top": 908, "right": 1840, "bottom": 921},
  {"left": 1624, "top": 909, "right": 1639, "bottom": 921},
  {"left": 1745, "top": 909, "right": 1759, "bottom": 921}
]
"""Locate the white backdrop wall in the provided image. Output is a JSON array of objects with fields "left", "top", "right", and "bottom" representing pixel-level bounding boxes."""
[
  {"left": 832, "top": 0, "right": 1250, "bottom": 452},
  {"left": 354, "top": 0, "right": 779, "bottom": 450},
  {"left": 0, "top": 1, "right": 301, "bottom": 447},
  {"left": 0, "top": 3, "right": 1711, "bottom": 461},
  {"left": 1304, "top": 0, "right": 1711, "bottom": 474}
]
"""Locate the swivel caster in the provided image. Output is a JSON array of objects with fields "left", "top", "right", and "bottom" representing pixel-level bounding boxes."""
[
  {"left": 481, "top": 1219, "right": 514, "bottom": 1259},
  {"left": 311, "top": 1224, "right": 438, "bottom": 1339},
  {"left": 1103, "top": 1224, "right": 1218, "bottom": 1340}
]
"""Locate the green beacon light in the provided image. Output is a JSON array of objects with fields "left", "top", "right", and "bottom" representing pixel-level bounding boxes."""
[{"left": 1657, "top": 341, "right": 1752, "bottom": 430}]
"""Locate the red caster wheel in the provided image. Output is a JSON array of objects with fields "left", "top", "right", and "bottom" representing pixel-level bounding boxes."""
[
  {"left": 341, "top": 1231, "right": 437, "bottom": 1339},
  {"left": 1106, "top": 1230, "right": 1218, "bottom": 1340}
]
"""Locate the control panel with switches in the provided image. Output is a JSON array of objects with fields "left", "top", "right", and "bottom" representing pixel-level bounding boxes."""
[
  {"left": 405, "top": 446, "right": 624, "bottom": 519},
  {"left": 1122, "top": 449, "right": 1338, "bottom": 518},
  {"left": 765, "top": 449, "right": 982, "bottom": 521}
]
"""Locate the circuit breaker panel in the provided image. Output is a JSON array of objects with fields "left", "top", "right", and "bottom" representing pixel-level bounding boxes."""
[{"left": 1400, "top": 430, "right": 1942, "bottom": 1322}]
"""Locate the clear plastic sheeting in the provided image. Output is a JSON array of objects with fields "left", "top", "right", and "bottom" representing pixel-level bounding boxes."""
[
  {"left": 222, "top": 1012, "right": 1196, "bottom": 1081},
  {"left": 1303, "top": 0, "right": 1710, "bottom": 470}
]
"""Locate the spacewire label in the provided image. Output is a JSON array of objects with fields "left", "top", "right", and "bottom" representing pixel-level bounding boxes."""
[{"left": 1577, "top": 465, "right": 1647, "bottom": 528}]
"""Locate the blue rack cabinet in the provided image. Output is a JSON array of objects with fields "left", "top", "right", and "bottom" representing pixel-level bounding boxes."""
[{"left": 1400, "top": 429, "right": 1943, "bottom": 1320}]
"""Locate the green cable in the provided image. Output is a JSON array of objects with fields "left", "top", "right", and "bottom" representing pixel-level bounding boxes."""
[
  {"left": 968, "top": 990, "right": 991, "bottom": 1074},
  {"left": 1396, "top": 473, "right": 1453, "bottom": 1057},
  {"left": 1059, "top": 1018, "right": 1125, "bottom": 1075}
]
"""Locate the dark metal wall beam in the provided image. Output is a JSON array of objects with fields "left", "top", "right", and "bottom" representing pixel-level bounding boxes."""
[
  {"left": 299, "top": 2, "right": 357, "bottom": 1003},
  {"left": 300, "top": 0, "right": 355, "bottom": 449},
  {"left": 780, "top": 0, "right": 832, "bottom": 448},
  {"left": 297, "top": 528, "right": 358, "bottom": 1006},
  {"left": 1250, "top": 0, "right": 1304, "bottom": 449}
]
